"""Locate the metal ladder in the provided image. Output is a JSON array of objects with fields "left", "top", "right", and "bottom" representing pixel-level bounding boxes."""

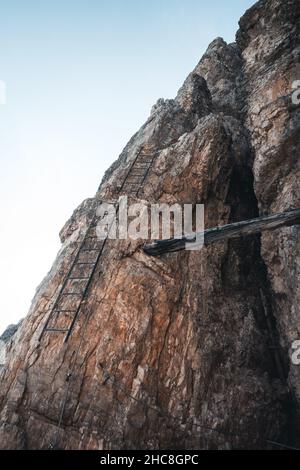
[
  {"left": 39, "top": 148, "right": 157, "bottom": 342},
  {"left": 119, "top": 150, "right": 156, "bottom": 195}
]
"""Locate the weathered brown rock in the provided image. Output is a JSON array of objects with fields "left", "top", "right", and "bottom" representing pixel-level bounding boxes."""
[
  {"left": 0, "top": 0, "right": 299, "bottom": 449},
  {"left": 238, "top": 0, "right": 300, "bottom": 440}
]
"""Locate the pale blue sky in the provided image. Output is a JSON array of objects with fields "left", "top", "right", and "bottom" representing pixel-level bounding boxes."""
[{"left": 0, "top": 0, "right": 255, "bottom": 333}]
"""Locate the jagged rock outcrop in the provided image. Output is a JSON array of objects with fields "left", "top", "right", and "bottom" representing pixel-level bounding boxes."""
[
  {"left": 0, "top": 321, "right": 22, "bottom": 372},
  {"left": 0, "top": 0, "right": 299, "bottom": 449}
]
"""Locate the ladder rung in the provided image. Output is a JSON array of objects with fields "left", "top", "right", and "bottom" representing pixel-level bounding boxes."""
[
  {"left": 126, "top": 176, "right": 143, "bottom": 181},
  {"left": 61, "top": 292, "right": 83, "bottom": 296},
  {"left": 68, "top": 277, "right": 90, "bottom": 280},
  {"left": 76, "top": 262, "right": 95, "bottom": 265},
  {"left": 80, "top": 248, "right": 100, "bottom": 252},
  {"left": 45, "top": 328, "right": 69, "bottom": 332},
  {"left": 82, "top": 244, "right": 102, "bottom": 250},
  {"left": 54, "top": 309, "right": 77, "bottom": 313},
  {"left": 125, "top": 181, "right": 142, "bottom": 186},
  {"left": 137, "top": 167, "right": 150, "bottom": 171}
]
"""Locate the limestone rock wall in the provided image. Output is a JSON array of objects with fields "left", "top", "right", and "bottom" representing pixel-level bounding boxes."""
[{"left": 0, "top": 0, "right": 299, "bottom": 449}]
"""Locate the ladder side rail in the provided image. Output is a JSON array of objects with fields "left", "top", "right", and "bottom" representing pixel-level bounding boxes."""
[
  {"left": 39, "top": 213, "right": 98, "bottom": 341},
  {"left": 64, "top": 203, "right": 120, "bottom": 342}
]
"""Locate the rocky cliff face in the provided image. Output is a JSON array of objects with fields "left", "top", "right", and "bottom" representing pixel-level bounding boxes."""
[
  {"left": 0, "top": 0, "right": 300, "bottom": 450},
  {"left": 0, "top": 321, "right": 22, "bottom": 373}
]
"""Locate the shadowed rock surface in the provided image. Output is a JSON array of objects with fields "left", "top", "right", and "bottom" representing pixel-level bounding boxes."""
[{"left": 0, "top": 0, "right": 299, "bottom": 449}]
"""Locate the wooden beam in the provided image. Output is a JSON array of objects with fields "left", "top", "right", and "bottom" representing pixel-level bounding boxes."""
[{"left": 143, "top": 208, "right": 300, "bottom": 256}]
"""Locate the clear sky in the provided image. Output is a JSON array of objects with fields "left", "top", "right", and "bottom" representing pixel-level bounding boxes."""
[{"left": 0, "top": 0, "right": 255, "bottom": 333}]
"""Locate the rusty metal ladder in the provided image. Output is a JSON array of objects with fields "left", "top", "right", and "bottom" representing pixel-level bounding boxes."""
[{"left": 39, "top": 148, "right": 158, "bottom": 342}]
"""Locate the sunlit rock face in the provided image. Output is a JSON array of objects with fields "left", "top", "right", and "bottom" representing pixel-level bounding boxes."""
[{"left": 0, "top": 0, "right": 299, "bottom": 450}]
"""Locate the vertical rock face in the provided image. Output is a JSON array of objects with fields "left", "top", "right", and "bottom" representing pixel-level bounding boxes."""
[
  {"left": 0, "top": 0, "right": 299, "bottom": 449},
  {"left": 238, "top": 0, "right": 300, "bottom": 440}
]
